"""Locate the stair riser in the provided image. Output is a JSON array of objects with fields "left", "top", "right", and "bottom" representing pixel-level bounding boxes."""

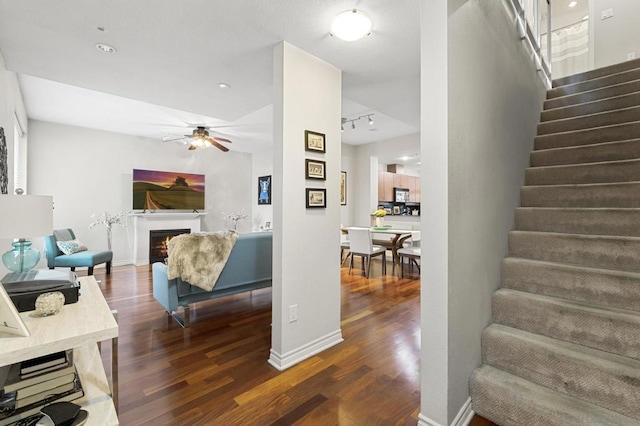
[
  {"left": 535, "top": 122, "right": 640, "bottom": 150},
  {"left": 553, "top": 58, "right": 640, "bottom": 87},
  {"left": 548, "top": 69, "right": 640, "bottom": 99},
  {"left": 482, "top": 327, "right": 640, "bottom": 419},
  {"left": 544, "top": 80, "right": 640, "bottom": 110},
  {"left": 542, "top": 92, "right": 640, "bottom": 122},
  {"left": 492, "top": 291, "right": 640, "bottom": 360},
  {"left": 509, "top": 232, "right": 640, "bottom": 273},
  {"left": 530, "top": 139, "right": 640, "bottom": 167},
  {"left": 525, "top": 160, "right": 640, "bottom": 185},
  {"left": 502, "top": 258, "right": 640, "bottom": 312},
  {"left": 469, "top": 366, "right": 638, "bottom": 426},
  {"left": 538, "top": 107, "right": 640, "bottom": 136},
  {"left": 521, "top": 183, "right": 640, "bottom": 208}
]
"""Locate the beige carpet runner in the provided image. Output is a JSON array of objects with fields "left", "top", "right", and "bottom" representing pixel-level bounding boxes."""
[{"left": 469, "top": 58, "right": 640, "bottom": 425}]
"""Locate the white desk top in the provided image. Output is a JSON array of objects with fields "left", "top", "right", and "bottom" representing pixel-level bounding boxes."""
[{"left": 0, "top": 276, "right": 118, "bottom": 367}]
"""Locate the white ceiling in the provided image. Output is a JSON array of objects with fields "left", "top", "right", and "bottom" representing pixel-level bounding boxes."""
[{"left": 0, "top": 0, "right": 421, "bottom": 155}]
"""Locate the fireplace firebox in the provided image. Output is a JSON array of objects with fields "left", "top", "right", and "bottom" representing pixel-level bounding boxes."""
[{"left": 149, "top": 229, "right": 190, "bottom": 264}]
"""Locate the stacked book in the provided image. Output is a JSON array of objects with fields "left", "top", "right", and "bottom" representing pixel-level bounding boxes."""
[{"left": 0, "top": 350, "right": 84, "bottom": 425}]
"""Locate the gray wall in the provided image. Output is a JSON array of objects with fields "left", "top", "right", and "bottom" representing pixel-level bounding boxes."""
[
  {"left": 447, "top": 0, "right": 546, "bottom": 420},
  {"left": 593, "top": 0, "right": 640, "bottom": 68},
  {"left": 420, "top": 0, "right": 546, "bottom": 423}
]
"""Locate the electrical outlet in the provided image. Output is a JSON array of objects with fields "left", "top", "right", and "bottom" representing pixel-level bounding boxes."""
[
  {"left": 600, "top": 8, "right": 613, "bottom": 20},
  {"left": 628, "top": 52, "right": 636, "bottom": 60},
  {"left": 289, "top": 304, "right": 298, "bottom": 323}
]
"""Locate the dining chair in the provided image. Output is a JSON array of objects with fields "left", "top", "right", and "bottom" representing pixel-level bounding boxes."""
[
  {"left": 340, "top": 230, "right": 351, "bottom": 266},
  {"left": 397, "top": 246, "right": 421, "bottom": 278},
  {"left": 347, "top": 227, "right": 386, "bottom": 278}
]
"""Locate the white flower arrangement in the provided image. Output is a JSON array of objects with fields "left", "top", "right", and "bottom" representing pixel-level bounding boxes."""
[
  {"left": 222, "top": 210, "right": 249, "bottom": 231},
  {"left": 89, "top": 211, "right": 126, "bottom": 250},
  {"left": 89, "top": 211, "right": 127, "bottom": 229}
]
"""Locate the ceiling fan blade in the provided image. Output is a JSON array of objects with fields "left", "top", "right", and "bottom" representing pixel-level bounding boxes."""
[
  {"left": 187, "top": 144, "right": 197, "bottom": 150},
  {"left": 162, "top": 135, "right": 186, "bottom": 142},
  {"left": 211, "top": 136, "right": 232, "bottom": 144},
  {"left": 209, "top": 138, "right": 230, "bottom": 152}
]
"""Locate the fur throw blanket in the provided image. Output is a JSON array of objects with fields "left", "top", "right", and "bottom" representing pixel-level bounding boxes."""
[{"left": 167, "top": 231, "right": 238, "bottom": 291}]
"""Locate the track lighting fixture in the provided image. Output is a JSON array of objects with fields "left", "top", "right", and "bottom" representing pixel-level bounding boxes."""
[{"left": 340, "top": 114, "right": 375, "bottom": 132}]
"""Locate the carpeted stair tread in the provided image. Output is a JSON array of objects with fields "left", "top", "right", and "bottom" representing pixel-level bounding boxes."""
[
  {"left": 508, "top": 230, "right": 640, "bottom": 273},
  {"left": 492, "top": 289, "right": 640, "bottom": 360},
  {"left": 482, "top": 324, "right": 640, "bottom": 419},
  {"left": 553, "top": 57, "right": 640, "bottom": 87},
  {"left": 502, "top": 257, "right": 640, "bottom": 312},
  {"left": 525, "top": 158, "right": 640, "bottom": 185},
  {"left": 541, "top": 91, "right": 640, "bottom": 122},
  {"left": 537, "top": 105, "right": 640, "bottom": 135},
  {"left": 521, "top": 181, "right": 640, "bottom": 208},
  {"left": 530, "top": 138, "right": 640, "bottom": 167},
  {"left": 544, "top": 79, "right": 640, "bottom": 110},
  {"left": 514, "top": 207, "right": 640, "bottom": 236},
  {"left": 547, "top": 68, "right": 640, "bottom": 100},
  {"left": 469, "top": 365, "right": 638, "bottom": 426},
  {"left": 534, "top": 121, "right": 640, "bottom": 150}
]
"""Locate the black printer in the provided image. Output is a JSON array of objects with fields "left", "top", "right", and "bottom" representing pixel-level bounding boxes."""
[{"left": 1, "top": 270, "right": 81, "bottom": 312}]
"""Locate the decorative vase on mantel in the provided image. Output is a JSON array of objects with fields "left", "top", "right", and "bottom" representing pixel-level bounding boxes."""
[{"left": 374, "top": 216, "right": 384, "bottom": 227}]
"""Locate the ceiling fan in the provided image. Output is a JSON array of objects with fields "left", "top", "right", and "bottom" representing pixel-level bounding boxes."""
[{"left": 163, "top": 126, "right": 232, "bottom": 152}]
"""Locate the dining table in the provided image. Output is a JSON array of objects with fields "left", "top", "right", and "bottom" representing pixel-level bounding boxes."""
[{"left": 343, "top": 226, "right": 415, "bottom": 274}]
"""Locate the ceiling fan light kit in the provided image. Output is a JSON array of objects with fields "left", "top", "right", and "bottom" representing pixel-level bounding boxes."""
[
  {"left": 330, "top": 9, "right": 372, "bottom": 41},
  {"left": 164, "top": 126, "right": 232, "bottom": 152}
]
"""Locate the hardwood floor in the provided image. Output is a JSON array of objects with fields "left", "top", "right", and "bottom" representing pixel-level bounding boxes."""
[{"left": 86, "top": 261, "right": 495, "bottom": 425}]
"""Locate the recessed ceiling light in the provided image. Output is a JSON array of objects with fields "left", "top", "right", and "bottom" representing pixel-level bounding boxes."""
[
  {"left": 95, "top": 43, "right": 117, "bottom": 54},
  {"left": 330, "top": 9, "right": 372, "bottom": 41},
  {"left": 218, "top": 82, "right": 231, "bottom": 89},
  {"left": 568, "top": 1, "right": 577, "bottom": 8}
]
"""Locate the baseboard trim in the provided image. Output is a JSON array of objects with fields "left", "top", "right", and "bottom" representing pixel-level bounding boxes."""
[
  {"left": 417, "top": 398, "right": 474, "bottom": 426},
  {"left": 452, "top": 398, "right": 474, "bottom": 426},
  {"left": 268, "top": 329, "right": 343, "bottom": 371}
]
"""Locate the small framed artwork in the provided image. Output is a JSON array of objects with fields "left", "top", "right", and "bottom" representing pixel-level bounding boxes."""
[
  {"left": 305, "top": 159, "right": 326, "bottom": 180},
  {"left": 393, "top": 205, "right": 401, "bottom": 215},
  {"left": 340, "top": 171, "right": 347, "bottom": 205},
  {"left": 306, "top": 188, "right": 326, "bottom": 208},
  {"left": 258, "top": 175, "right": 271, "bottom": 205},
  {"left": 265, "top": 221, "right": 271, "bottom": 230},
  {"left": 305, "top": 130, "right": 326, "bottom": 153}
]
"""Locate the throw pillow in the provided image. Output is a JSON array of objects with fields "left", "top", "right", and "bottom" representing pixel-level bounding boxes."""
[{"left": 56, "top": 239, "right": 88, "bottom": 256}]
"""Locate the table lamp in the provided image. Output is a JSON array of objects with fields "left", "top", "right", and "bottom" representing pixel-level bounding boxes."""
[{"left": 0, "top": 194, "right": 54, "bottom": 273}]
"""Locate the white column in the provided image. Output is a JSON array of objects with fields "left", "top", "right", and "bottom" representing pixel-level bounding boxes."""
[
  {"left": 270, "top": 42, "right": 343, "bottom": 370},
  {"left": 419, "top": 0, "right": 449, "bottom": 425}
]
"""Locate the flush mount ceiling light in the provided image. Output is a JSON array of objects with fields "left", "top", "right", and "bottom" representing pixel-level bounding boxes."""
[
  {"left": 331, "top": 9, "right": 372, "bottom": 41},
  {"left": 218, "top": 82, "right": 231, "bottom": 89},
  {"left": 95, "top": 43, "right": 117, "bottom": 54}
]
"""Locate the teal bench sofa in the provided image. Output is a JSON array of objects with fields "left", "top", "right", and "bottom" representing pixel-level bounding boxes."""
[
  {"left": 44, "top": 228, "right": 113, "bottom": 275},
  {"left": 152, "top": 232, "right": 272, "bottom": 327}
]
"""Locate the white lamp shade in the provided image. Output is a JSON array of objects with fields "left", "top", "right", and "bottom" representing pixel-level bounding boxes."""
[
  {"left": 0, "top": 195, "right": 54, "bottom": 239},
  {"left": 331, "top": 9, "right": 372, "bottom": 41}
]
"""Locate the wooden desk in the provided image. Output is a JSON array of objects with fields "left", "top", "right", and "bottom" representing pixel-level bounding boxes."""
[{"left": 0, "top": 276, "right": 118, "bottom": 425}]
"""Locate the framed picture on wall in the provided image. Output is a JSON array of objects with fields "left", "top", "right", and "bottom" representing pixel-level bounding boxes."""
[
  {"left": 305, "top": 130, "right": 326, "bottom": 153},
  {"left": 0, "top": 128, "right": 7, "bottom": 195},
  {"left": 305, "top": 159, "right": 326, "bottom": 180},
  {"left": 258, "top": 175, "right": 271, "bottom": 205},
  {"left": 306, "top": 188, "right": 326, "bottom": 208},
  {"left": 340, "top": 171, "right": 347, "bottom": 205}
]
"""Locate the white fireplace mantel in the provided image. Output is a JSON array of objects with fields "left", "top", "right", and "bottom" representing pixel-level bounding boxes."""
[{"left": 130, "top": 212, "right": 206, "bottom": 265}]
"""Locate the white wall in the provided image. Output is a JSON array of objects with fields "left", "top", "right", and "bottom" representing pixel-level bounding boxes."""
[
  {"left": 419, "top": 0, "right": 546, "bottom": 424},
  {"left": 270, "top": 41, "right": 342, "bottom": 369},
  {"left": 593, "top": 0, "right": 640, "bottom": 68},
  {"left": 27, "top": 120, "right": 253, "bottom": 267},
  {"left": 0, "top": 52, "right": 29, "bottom": 276},
  {"left": 251, "top": 147, "right": 273, "bottom": 230}
]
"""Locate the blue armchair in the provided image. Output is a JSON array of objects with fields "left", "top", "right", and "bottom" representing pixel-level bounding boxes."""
[{"left": 43, "top": 228, "right": 113, "bottom": 275}]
